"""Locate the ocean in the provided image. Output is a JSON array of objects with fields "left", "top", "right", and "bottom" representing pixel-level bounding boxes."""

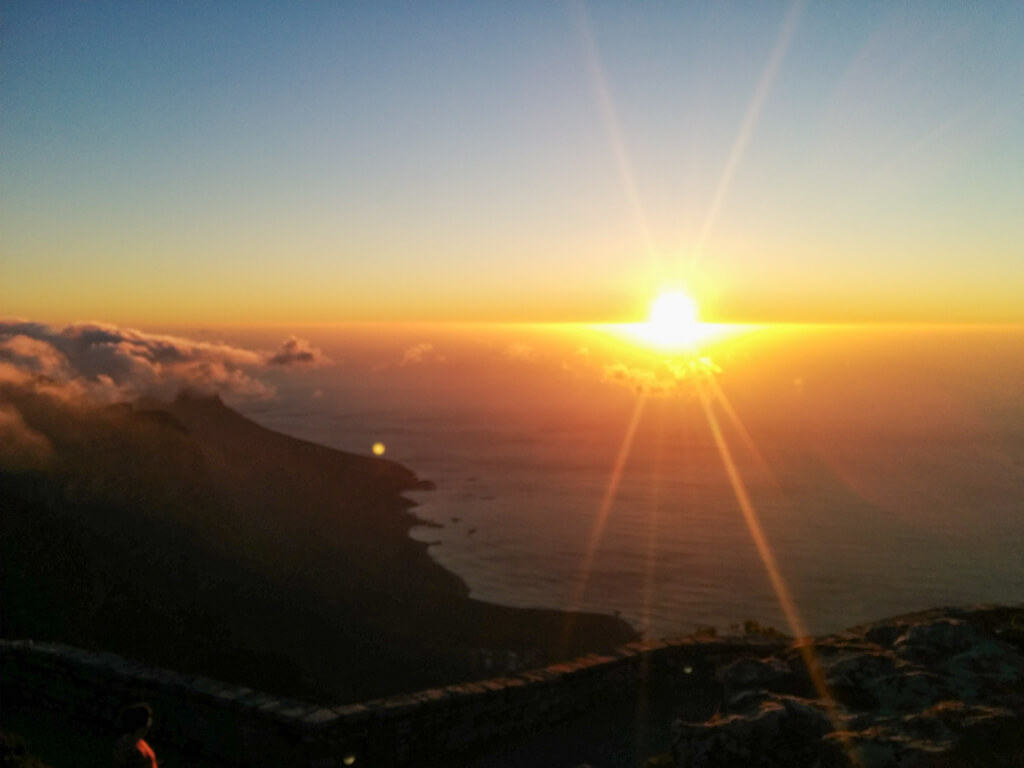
[{"left": 231, "top": 323, "right": 1024, "bottom": 639}]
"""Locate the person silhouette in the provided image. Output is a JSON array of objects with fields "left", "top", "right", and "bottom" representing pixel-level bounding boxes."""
[{"left": 113, "top": 702, "right": 157, "bottom": 768}]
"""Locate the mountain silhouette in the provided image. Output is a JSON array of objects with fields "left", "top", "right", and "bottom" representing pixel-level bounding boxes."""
[{"left": 0, "top": 388, "right": 636, "bottom": 703}]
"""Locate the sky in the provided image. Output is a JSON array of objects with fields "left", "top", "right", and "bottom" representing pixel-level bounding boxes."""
[{"left": 2, "top": 1, "right": 1023, "bottom": 327}]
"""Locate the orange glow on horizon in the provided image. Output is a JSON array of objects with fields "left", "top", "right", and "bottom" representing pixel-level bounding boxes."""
[
  {"left": 574, "top": 287, "right": 768, "bottom": 354},
  {"left": 593, "top": 320, "right": 759, "bottom": 355}
]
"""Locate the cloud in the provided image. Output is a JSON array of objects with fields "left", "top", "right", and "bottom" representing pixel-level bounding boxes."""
[
  {"left": 0, "top": 402, "right": 53, "bottom": 470},
  {"left": 400, "top": 342, "right": 444, "bottom": 366},
  {"left": 0, "top": 320, "right": 276, "bottom": 402},
  {"left": 603, "top": 363, "right": 667, "bottom": 395},
  {"left": 0, "top": 333, "right": 69, "bottom": 377},
  {"left": 267, "top": 336, "right": 331, "bottom": 367},
  {"left": 0, "top": 360, "right": 36, "bottom": 387},
  {"left": 602, "top": 356, "right": 720, "bottom": 396},
  {"left": 501, "top": 342, "right": 537, "bottom": 362}
]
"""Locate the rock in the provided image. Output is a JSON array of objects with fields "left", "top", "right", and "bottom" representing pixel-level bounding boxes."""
[
  {"left": 901, "top": 700, "right": 1017, "bottom": 745},
  {"left": 671, "top": 606, "right": 1024, "bottom": 768},
  {"left": 673, "top": 694, "right": 840, "bottom": 768},
  {"left": 825, "top": 652, "right": 901, "bottom": 691},
  {"left": 718, "top": 657, "right": 801, "bottom": 704},
  {"left": 863, "top": 623, "right": 911, "bottom": 649},
  {"left": 944, "top": 638, "right": 1024, "bottom": 705},
  {"left": 863, "top": 670, "right": 951, "bottom": 714},
  {"left": 827, "top": 728, "right": 941, "bottom": 768},
  {"left": 893, "top": 619, "right": 989, "bottom": 663}
]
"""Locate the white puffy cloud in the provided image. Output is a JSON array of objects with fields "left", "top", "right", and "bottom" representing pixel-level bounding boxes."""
[{"left": 0, "top": 320, "right": 275, "bottom": 402}]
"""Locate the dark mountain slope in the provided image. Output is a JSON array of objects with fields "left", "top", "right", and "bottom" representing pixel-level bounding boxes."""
[{"left": 1, "top": 387, "right": 636, "bottom": 703}]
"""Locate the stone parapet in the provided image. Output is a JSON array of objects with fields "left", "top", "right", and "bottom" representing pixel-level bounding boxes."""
[{"left": 0, "top": 635, "right": 783, "bottom": 767}]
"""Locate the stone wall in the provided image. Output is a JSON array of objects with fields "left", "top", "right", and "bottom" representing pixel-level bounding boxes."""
[{"left": 0, "top": 635, "right": 781, "bottom": 767}]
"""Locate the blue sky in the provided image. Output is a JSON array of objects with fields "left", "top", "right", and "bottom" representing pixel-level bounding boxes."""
[{"left": 3, "top": 1, "right": 1023, "bottom": 325}]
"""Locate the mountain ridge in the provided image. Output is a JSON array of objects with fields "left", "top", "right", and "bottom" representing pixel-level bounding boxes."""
[{"left": 0, "top": 385, "right": 637, "bottom": 703}]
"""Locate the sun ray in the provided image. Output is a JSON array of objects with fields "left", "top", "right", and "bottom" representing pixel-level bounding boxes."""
[
  {"left": 697, "top": 381, "right": 809, "bottom": 639},
  {"left": 689, "top": 0, "right": 804, "bottom": 267},
  {"left": 562, "top": 393, "right": 647, "bottom": 650},
  {"left": 697, "top": 378, "right": 862, "bottom": 765},
  {"left": 642, "top": 399, "right": 667, "bottom": 637},
  {"left": 574, "top": 1, "right": 659, "bottom": 273},
  {"left": 705, "top": 374, "right": 774, "bottom": 476},
  {"left": 631, "top": 402, "right": 665, "bottom": 766}
]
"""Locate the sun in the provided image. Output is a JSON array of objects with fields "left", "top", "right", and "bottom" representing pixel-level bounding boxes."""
[
  {"left": 592, "top": 287, "right": 737, "bottom": 353},
  {"left": 650, "top": 290, "right": 699, "bottom": 331},
  {"left": 643, "top": 290, "right": 702, "bottom": 349}
]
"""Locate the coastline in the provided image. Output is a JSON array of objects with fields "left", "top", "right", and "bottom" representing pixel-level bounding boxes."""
[
  {"left": 8, "top": 389, "right": 1020, "bottom": 765},
  {"left": 0, "top": 388, "right": 637, "bottom": 705}
]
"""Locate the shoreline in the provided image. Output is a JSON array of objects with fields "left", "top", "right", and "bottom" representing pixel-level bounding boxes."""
[{"left": 1, "top": 388, "right": 638, "bottom": 705}]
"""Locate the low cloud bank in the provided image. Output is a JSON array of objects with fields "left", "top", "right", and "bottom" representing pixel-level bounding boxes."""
[{"left": 0, "top": 320, "right": 328, "bottom": 405}]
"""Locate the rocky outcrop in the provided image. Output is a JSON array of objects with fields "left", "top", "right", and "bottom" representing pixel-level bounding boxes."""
[{"left": 672, "top": 606, "right": 1024, "bottom": 767}]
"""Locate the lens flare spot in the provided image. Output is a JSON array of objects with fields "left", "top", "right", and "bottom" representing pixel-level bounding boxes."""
[{"left": 372, "top": 442, "right": 386, "bottom": 456}]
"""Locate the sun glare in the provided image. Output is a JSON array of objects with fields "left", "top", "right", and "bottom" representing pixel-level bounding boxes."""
[
  {"left": 642, "top": 290, "right": 702, "bottom": 349},
  {"left": 590, "top": 289, "right": 756, "bottom": 354},
  {"left": 651, "top": 291, "right": 698, "bottom": 331}
]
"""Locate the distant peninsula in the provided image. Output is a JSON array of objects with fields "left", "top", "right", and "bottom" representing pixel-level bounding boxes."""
[{"left": 0, "top": 387, "right": 637, "bottom": 704}]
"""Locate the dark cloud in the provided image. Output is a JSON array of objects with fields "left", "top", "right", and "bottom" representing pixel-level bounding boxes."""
[{"left": 267, "top": 336, "right": 331, "bottom": 367}]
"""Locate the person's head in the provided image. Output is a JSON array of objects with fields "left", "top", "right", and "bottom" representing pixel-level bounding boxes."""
[{"left": 118, "top": 703, "right": 153, "bottom": 736}]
